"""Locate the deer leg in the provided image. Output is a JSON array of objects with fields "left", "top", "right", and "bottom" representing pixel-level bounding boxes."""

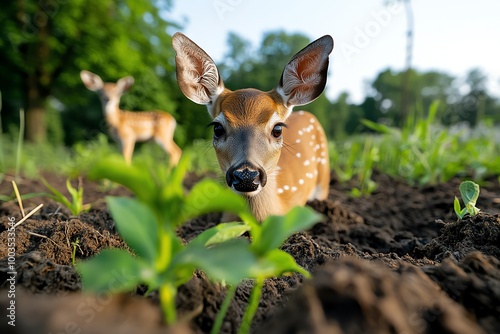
[
  {"left": 155, "top": 121, "right": 182, "bottom": 166},
  {"left": 121, "top": 136, "right": 136, "bottom": 165},
  {"left": 155, "top": 135, "right": 181, "bottom": 166}
]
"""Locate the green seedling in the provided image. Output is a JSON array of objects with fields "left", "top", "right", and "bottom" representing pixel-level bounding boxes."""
[
  {"left": 71, "top": 238, "right": 80, "bottom": 266},
  {"left": 78, "top": 154, "right": 255, "bottom": 324},
  {"left": 330, "top": 141, "right": 362, "bottom": 183},
  {"left": 78, "top": 154, "right": 321, "bottom": 331},
  {"left": 350, "top": 139, "right": 379, "bottom": 197},
  {"left": 330, "top": 139, "right": 378, "bottom": 197},
  {"left": 42, "top": 177, "right": 91, "bottom": 216},
  {"left": 454, "top": 180, "right": 481, "bottom": 219}
]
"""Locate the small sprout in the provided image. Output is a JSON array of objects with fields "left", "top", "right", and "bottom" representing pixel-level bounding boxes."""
[
  {"left": 71, "top": 238, "right": 80, "bottom": 266},
  {"left": 454, "top": 180, "right": 480, "bottom": 219},
  {"left": 42, "top": 177, "right": 91, "bottom": 216}
]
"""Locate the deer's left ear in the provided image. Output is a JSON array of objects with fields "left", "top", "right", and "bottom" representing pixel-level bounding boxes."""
[
  {"left": 117, "top": 76, "right": 134, "bottom": 93},
  {"left": 172, "top": 32, "right": 225, "bottom": 113},
  {"left": 276, "top": 35, "right": 334, "bottom": 107},
  {"left": 80, "top": 70, "right": 104, "bottom": 91}
]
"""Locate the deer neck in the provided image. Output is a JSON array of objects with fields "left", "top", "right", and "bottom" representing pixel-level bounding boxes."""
[
  {"left": 245, "top": 175, "right": 284, "bottom": 221},
  {"left": 103, "top": 100, "right": 121, "bottom": 128}
]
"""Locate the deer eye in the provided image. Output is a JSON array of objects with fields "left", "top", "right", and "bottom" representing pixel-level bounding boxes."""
[
  {"left": 271, "top": 123, "right": 284, "bottom": 139},
  {"left": 211, "top": 122, "right": 225, "bottom": 139}
]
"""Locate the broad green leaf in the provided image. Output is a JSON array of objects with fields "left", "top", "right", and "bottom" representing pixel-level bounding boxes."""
[
  {"left": 249, "top": 249, "right": 310, "bottom": 279},
  {"left": 182, "top": 179, "right": 256, "bottom": 225},
  {"left": 173, "top": 240, "right": 256, "bottom": 285},
  {"left": 189, "top": 222, "right": 250, "bottom": 247},
  {"left": 77, "top": 249, "right": 150, "bottom": 293},
  {"left": 459, "top": 181, "right": 480, "bottom": 206},
  {"left": 107, "top": 196, "right": 158, "bottom": 263},
  {"left": 255, "top": 206, "right": 322, "bottom": 255},
  {"left": 89, "top": 156, "right": 155, "bottom": 203},
  {"left": 205, "top": 223, "right": 250, "bottom": 247}
]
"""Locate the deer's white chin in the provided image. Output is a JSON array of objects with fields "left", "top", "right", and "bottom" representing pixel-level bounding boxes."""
[{"left": 231, "top": 185, "right": 263, "bottom": 198}]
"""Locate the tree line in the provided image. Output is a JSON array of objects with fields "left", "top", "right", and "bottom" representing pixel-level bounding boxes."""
[{"left": 1, "top": 1, "right": 499, "bottom": 148}]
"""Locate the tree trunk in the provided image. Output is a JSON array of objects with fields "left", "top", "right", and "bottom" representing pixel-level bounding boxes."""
[
  {"left": 24, "top": 61, "right": 49, "bottom": 143},
  {"left": 25, "top": 95, "right": 47, "bottom": 142},
  {"left": 19, "top": 0, "right": 51, "bottom": 143}
]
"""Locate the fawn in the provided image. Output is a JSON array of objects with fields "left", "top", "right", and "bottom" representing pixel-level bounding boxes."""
[
  {"left": 80, "top": 70, "right": 181, "bottom": 165},
  {"left": 172, "top": 33, "right": 333, "bottom": 221}
]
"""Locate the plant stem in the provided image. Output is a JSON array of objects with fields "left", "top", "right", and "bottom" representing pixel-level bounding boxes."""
[
  {"left": 15, "top": 108, "right": 25, "bottom": 181},
  {"left": 238, "top": 278, "right": 264, "bottom": 334},
  {"left": 211, "top": 284, "right": 237, "bottom": 334},
  {"left": 159, "top": 284, "right": 177, "bottom": 325},
  {"left": 71, "top": 239, "right": 79, "bottom": 266},
  {"left": 156, "top": 228, "right": 172, "bottom": 272}
]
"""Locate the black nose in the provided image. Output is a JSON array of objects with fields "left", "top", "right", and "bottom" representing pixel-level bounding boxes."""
[{"left": 226, "top": 164, "right": 267, "bottom": 192}]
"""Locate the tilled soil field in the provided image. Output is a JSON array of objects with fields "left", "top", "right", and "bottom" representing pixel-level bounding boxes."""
[{"left": 1, "top": 171, "right": 499, "bottom": 334}]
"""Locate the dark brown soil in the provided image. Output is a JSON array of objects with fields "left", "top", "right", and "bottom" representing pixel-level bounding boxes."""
[{"left": 1, "top": 170, "right": 500, "bottom": 334}]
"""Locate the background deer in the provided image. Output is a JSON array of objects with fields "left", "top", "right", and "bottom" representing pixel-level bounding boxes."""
[
  {"left": 80, "top": 70, "right": 182, "bottom": 165},
  {"left": 172, "top": 32, "right": 334, "bottom": 221}
]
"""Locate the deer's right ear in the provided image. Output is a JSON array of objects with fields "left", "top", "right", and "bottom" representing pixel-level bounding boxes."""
[
  {"left": 276, "top": 35, "right": 333, "bottom": 108},
  {"left": 172, "top": 33, "right": 225, "bottom": 112},
  {"left": 117, "top": 76, "right": 134, "bottom": 93},
  {"left": 80, "top": 70, "right": 104, "bottom": 91}
]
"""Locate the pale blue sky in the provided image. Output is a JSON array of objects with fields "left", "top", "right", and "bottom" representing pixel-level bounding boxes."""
[{"left": 169, "top": 0, "right": 500, "bottom": 103}]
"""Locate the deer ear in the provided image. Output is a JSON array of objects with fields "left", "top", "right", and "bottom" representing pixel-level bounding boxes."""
[
  {"left": 276, "top": 35, "right": 334, "bottom": 107},
  {"left": 117, "top": 76, "right": 134, "bottom": 93},
  {"left": 172, "top": 32, "right": 225, "bottom": 110},
  {"left": 80, "top": 70, "right": 104, "bottom": 91}
]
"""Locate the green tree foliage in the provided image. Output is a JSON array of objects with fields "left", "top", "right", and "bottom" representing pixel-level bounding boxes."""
[
  {"left": 445, "top": 68, "right": 500, "bottom": 126},
  {"left": 363, "top": 67, "right": 500, "bottom": 130},
  {"left": 0, "top": 0, "right": 180, "bottom": 144},
  {"left": 369, "top": 68, "right": 455, "bottom": 126}
]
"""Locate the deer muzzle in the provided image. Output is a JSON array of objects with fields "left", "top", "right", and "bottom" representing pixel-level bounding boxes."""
[{"left": 226, "top": 163, "right": 267, "bottom": 194}]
